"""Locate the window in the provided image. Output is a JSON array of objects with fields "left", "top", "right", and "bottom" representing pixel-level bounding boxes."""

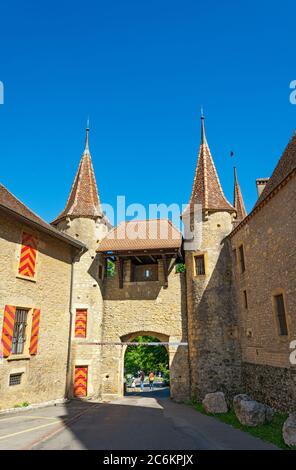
[
  {"left": 75, "top": 309, "right": 87, "bottom": 338},
  {"left": 132, "top": 264, "right": 158, "bottom": 282},
  {"left": 144, "top": 269, "right": 152, "bottom": 279},
  {"left": 9, "top": 373, "right": 22, "bottom": 386},
  {"left": 239, "top": 245, "right": 245, "bottom": 273},
  {"left": 243, "top": 290, "right": 248, "bottom": 309},
  {"left": 18, "top": 232, "right": 38, "bottom": 279},
  {"left": 11, "top": 309, "right": 28, "bottom": 355},
  {"left": 274, "top": 294, "right": 288, "bottom": 336},
  {"left": 195, "top": 255, "right": 205, "bottom": 275}
]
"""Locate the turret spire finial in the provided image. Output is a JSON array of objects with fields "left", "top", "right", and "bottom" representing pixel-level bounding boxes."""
[
  {"left": 200, "top": 107, "right": 207, "bottom": 145},
  {"left": 84, "top": 118, "right": 90, "bottom": 154}
]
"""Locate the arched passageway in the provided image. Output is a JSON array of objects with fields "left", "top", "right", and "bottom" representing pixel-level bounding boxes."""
[{"left": 123, "top": 335, "right": 169, "bottom": 395}]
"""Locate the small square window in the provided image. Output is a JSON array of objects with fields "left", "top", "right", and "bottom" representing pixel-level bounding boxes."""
[
  {"left": 9, "top": 373, "right": 22, "bottom": 386},
  {"left": 195, "top": 255, "right": 205, "bottom": 275}
]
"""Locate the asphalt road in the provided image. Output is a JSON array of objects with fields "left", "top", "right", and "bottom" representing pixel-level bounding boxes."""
[{"left": 0, "top": 387, "right": 278, "bottom": 450}]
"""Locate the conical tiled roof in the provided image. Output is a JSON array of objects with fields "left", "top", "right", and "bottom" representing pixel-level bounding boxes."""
[
  {"left": 52, "top": 127, "right": 102, "bottom": 224},
  {"left": 188, "top": 115, "right": 234, "bottom": 213},
  {"left": 233, "top": 167, "right": 247, "bottom": 221}
]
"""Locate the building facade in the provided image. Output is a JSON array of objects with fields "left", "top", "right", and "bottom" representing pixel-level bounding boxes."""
[
  {"left": 0, "top": 119, "right": 295, "bottom": 411},
  {"left": 230, "top": 135, "right": 296, "bottom": 411},
  {"left": 0, "top": 185, "right": 85, "bottom": 410}
]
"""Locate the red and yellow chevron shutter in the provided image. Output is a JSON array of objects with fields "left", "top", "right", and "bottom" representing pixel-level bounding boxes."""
[
  {"left": 29, "top": 309, "right": 41, "bottom": 355},
  {"left": 74, "top": 366, "right": 88, "bottom": 397},
  {"left": 18, "top": 232, "right": 38, "bottom": 278},
  {"left": 74, "top": 309, "right": 87, "bottom": 338},
  {"left": 1, "top": 305, "right": 16, "bottom": 358}
]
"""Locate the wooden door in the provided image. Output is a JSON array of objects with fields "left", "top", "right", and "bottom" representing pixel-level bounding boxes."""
[{"left": 74, "top": 366, "right": 88, "bottom": 397}]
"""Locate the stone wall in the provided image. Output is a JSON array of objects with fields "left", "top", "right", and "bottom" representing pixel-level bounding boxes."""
[
  {"left": 186, "top": 211, "right": 242, "bottom": 402},
  {"left": 56, "top": 216, "right": 109, "bottom": 399},
  {"left": 230, "top": 176, "right": 296, "bottom": 410},
  {"left": 0, "top": 213, "right": 73, "bottom": 410},
  {"left": 101, "top": 258, "right": 189, "bottom": 402},
  {"left": 242, "top": 362, "right": 296, "bottom": 411}
]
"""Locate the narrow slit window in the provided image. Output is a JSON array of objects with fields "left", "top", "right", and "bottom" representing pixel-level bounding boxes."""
[
  {"left": 195, "top": 255, "right": 206, "bottom": 275},
  {"left": 239, "top": 245, "right": 245, "bottom": 273},
  {"left": 243, "top": 290, "right": 248, "bottom": 309},
  {"left": 274, "top": 294, "right": 288, "bottom": 336}
]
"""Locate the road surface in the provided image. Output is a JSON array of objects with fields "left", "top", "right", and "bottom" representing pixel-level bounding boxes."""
[{"left": 0, "top": 387, "right": 277, "bottom": 450}]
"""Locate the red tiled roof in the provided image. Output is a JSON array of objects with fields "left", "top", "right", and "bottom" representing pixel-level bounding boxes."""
[
  {"left": 52, "top": 130, "right": 102, "bottom": 224},
  {"left": 229, "top": 130, "right": 296, "bottom": 238},
  {"left": 0, "top": 184, "right": 86, "bottom": 249},
  {"left": 233, "top": 167, "right": 247, "bottom": 221},
  {"left": 97, "top": 219, "right": 182, "bottom": 252},
  {"left": 255, "top": 131, "right": 296, "bottom": 207},
  {"left": 189, "top": 118, "right": 234, "bottom": 213}
]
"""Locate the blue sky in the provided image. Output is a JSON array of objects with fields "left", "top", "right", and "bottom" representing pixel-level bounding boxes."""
[{"left": 0, "top": 0, "right": 295, "bottom": 222}]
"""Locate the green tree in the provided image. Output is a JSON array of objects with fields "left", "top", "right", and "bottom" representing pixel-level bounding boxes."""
[{"left": 124, "top": 336, "right": 169, "bottom": 376}]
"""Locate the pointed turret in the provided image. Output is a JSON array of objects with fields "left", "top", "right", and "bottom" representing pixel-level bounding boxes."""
[
  {"left": 233, "top": 166, "right": 247, "bottom": 222},
  {"left": 188, "top": 114, "right": 234, "bottom": 213},
  {"left": 52, "top": 125, "right": 102, "bottom": 225}
]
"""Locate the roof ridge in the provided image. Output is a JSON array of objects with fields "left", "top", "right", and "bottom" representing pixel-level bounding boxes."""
[{"left": 0, "top": 184, "right": 86, "bottom": 249}]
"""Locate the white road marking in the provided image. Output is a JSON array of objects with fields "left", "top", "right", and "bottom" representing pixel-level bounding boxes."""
[
  {"left": 0, "top": 420, "right": 60, "bottom": 440},
  {"left": 0, "top": 415, "right": 58, "bottom": 422}
]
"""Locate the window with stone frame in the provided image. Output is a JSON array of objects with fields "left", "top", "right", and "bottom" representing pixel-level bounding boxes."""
[
  {"left": 194, "top": 254, "right": 206, "bottom": 276},
  {"left": 274, "top": 294, "right": 288, "bottom": 336},
  {"left": 11, "top": 308, "right": 28, "bottom": 355}
]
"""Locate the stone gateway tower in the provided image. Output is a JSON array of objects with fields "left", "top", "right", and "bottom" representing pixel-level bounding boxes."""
[
  {"left": 185, "top": 115, "right": 242, "bottom": 401},
  {"left": 52, "top": 126, "right": 110, "bottom": 398}
]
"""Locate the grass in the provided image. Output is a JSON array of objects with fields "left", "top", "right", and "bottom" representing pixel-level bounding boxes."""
[
  {"left": 14, "top": 402, "right": 30, "bottom": 408},
  {"left": 188, "top": 400, "right": 296, "bottom": 450}
]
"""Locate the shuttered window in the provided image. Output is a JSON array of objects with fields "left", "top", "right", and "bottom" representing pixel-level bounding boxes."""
[
  {"left": 75, "top": 309, "right": 87, "bottom": 338},
  {"left": 18, "top": 232, "right": 38, "bottom": 279},
  {"left": 1, "top": 306, "right": 41, "bottom": 357},
  {"left": 274, "top": 294, "right": 288, "bottom": 336}
]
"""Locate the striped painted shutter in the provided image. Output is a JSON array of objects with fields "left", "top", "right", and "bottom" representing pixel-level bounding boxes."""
[
  {"left": 18, "top": 232, "right": 38, "bottom": 278},
  {"left": 29, "top": 309, "right": 41, "bottom": 355},
  {"left": 1, "top": 305, "right": 16, "bottom": 357},
  {"left": 74, "top": 309, "right": 87, "bottom": 338},
  {"left": 74, "top": 366, "right": 88, "bottom": 397}
]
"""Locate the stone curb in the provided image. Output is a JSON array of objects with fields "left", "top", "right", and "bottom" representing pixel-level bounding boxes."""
[{"left": 0, "top": 398, "right": 69, "bottom": 415}]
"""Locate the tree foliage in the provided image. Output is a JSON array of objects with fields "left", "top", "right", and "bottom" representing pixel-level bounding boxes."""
[{"left": 124, "top": 336, "right": 169, "bottom": 376}]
